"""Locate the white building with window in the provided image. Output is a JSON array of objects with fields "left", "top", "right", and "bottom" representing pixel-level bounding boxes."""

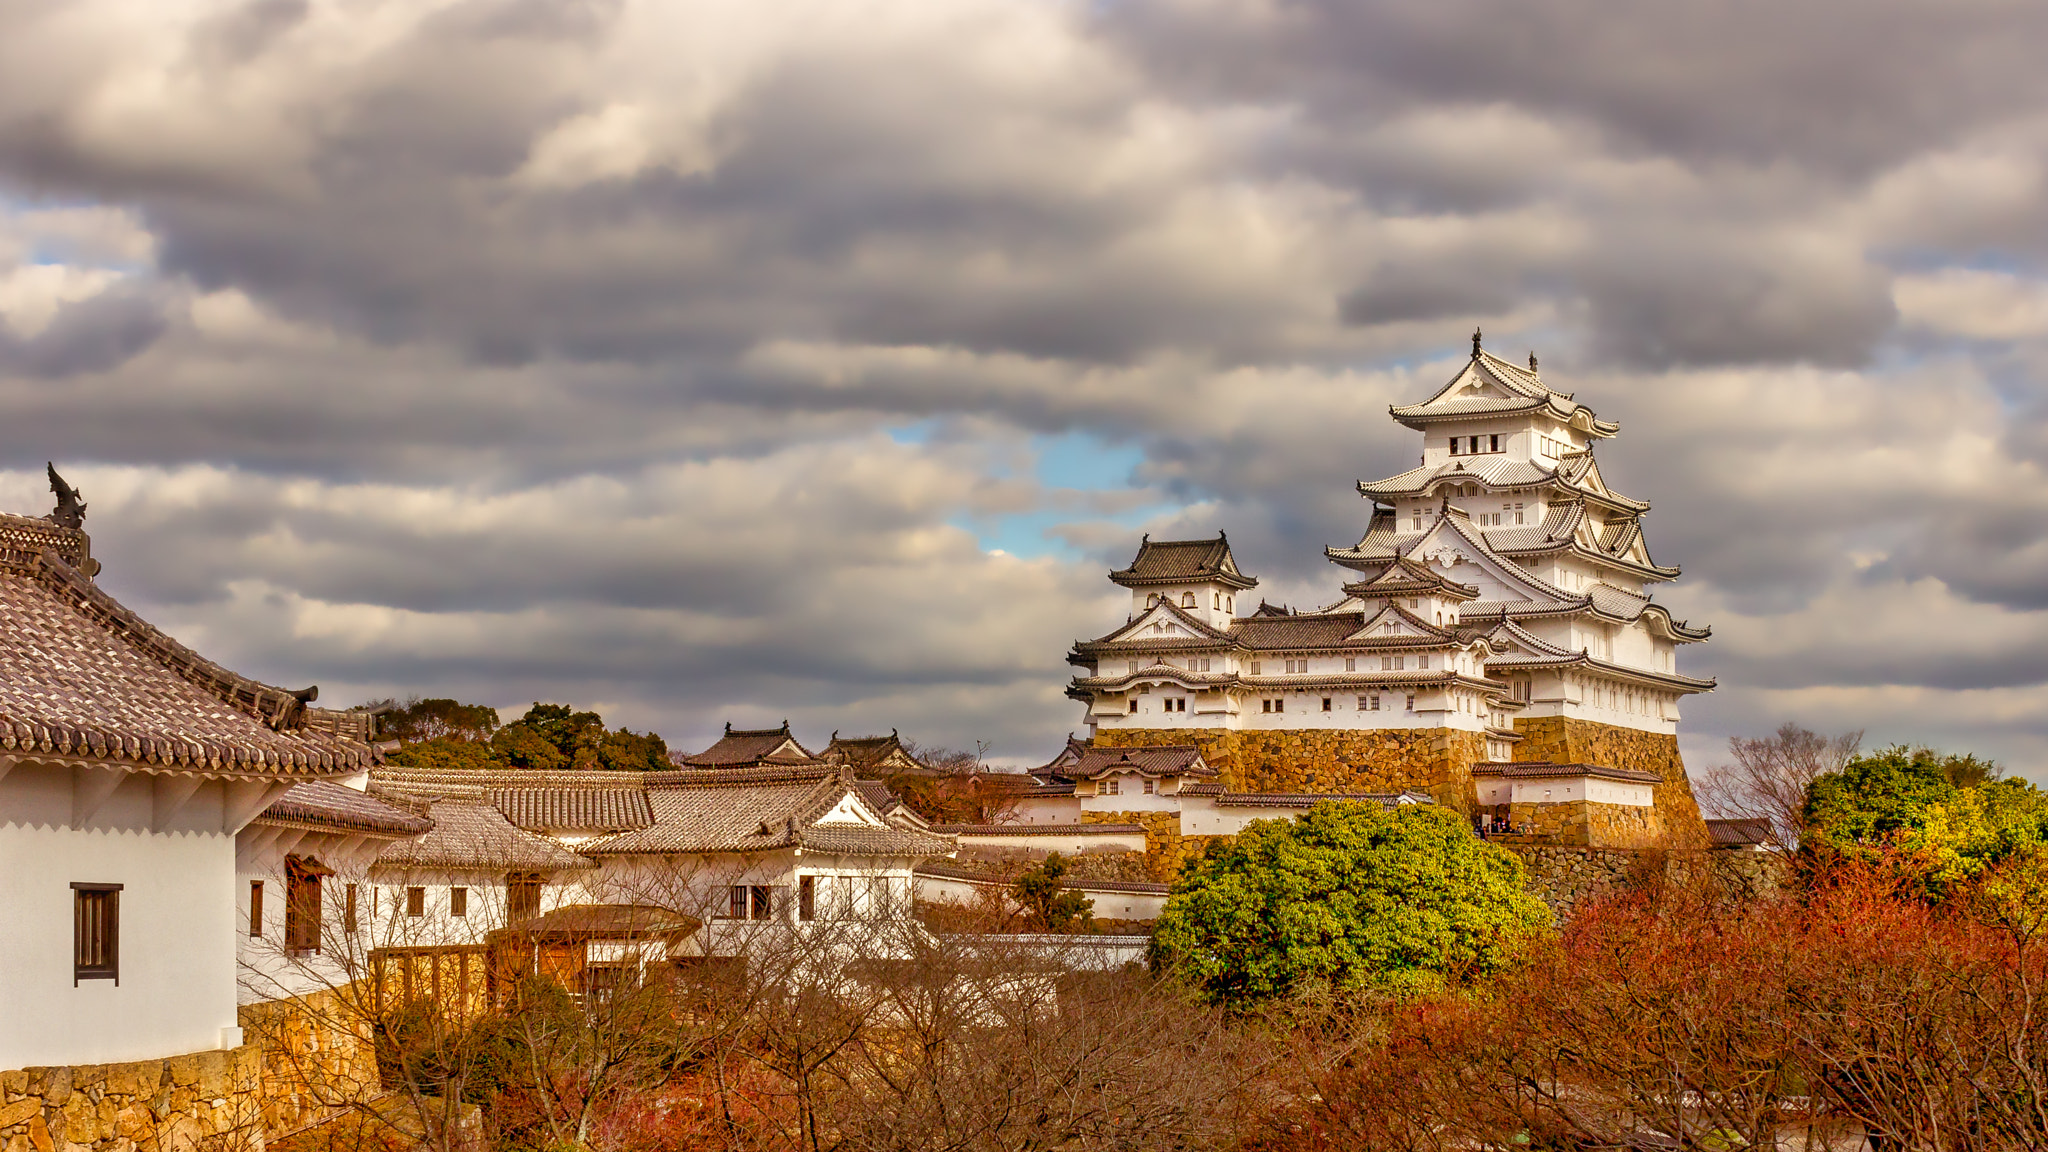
[
  {"left": 0, "top": 503, "right": 373, "bottom": 1071},
  {"left": 1067, "top": 335, "right": 1713, "bottom": 756}
]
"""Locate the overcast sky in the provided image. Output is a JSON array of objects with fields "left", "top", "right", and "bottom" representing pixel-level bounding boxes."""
[{"left": 2, "top": 0, "right": 2046, "bottom": 775}]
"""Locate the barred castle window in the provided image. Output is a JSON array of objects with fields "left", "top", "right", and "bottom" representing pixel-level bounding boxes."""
[{"left": 73, "top": 883, "right": 120, "bottom": 984}]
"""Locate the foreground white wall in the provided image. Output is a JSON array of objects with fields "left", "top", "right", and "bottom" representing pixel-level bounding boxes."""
[{"left": 0, "top": 822, "right": 239, "bottom": 1069}]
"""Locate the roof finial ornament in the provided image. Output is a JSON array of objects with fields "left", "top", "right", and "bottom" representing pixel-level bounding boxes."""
[
  {"left": 45, "top": 463, "right": 85, "bottom": 530},
  {"left": 1471, "top": 328, "right": 1482, "bottom": 359},
  {"left": 725, "top": 721, "right": 733, "bottom": 734},
  {"left": 1528, "top": 351, "right": 1538, "bottom": 373}
]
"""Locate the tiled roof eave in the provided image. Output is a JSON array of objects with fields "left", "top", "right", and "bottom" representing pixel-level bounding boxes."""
[{"left": 1109, "top": 570, "right": 1259, "bottom": 590}]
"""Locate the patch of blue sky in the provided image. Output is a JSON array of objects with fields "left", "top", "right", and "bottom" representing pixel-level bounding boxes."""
[
  {"left": 885, "top": 419, "right": 940, "bottom": 446},
  {"left": 952, "top": 431, "right": 1174, "bottom": 559}
]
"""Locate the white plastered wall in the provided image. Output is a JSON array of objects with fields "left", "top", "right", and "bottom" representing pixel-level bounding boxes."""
[{"left": 0, "top": 759, "right": 253, "bottom": 1070}]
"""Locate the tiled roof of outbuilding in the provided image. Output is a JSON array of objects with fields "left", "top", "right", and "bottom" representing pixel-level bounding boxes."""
[
  {"left": 1049, "top": 745, "right": 1213, "bottom": 780},
  {"left": 680, "top": 721, "right": 817, "bottom": 767},
  {"left": 1109, "top": 534, "right": 1258, "bottom": 590},
  {"left": 255, "top": 780, "right": 435, "bottom": 837},
  {"left": 931, "top": 823, "right": 1146, "bottom": 836},
  {"left": 373, "top": 801, "right": 597, "bottom": 871},
  {"left": 1706, "top": 818, "right": 1773, "bottom": 848},
  {"left": 1471, "top": 761, "right": 1662, "bottom": 784},
  {"left": 492, "top": 788, "right": 653, "bottom": 832},
  {"left": 577, "top": 767, "right": 954, "bottom": 858},
  {"left": 1202, "top": 791, "right": 1431, "bottom": 808},
  {"left": 0, "top": 512, "right": 371, "bottom": 776},
  {"left": 822, "top": 730, "right": 926, "bottom": 771}
]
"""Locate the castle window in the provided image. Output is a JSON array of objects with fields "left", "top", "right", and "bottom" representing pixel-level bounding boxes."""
[
  {"left": 1274, "top": 698, "right": 1285, "bottom": 713},
  {"left": 1362, "top": 694, "right": 1380, "bottom": 711},
  {"left": 249, "top": 881, "right": 264, "bottom": 937},
  {"left": 1449, "top": 437, "right": 1462, "bottom": 456},
  {"left": 1261, "top": 700, "right": 1270, "bottom": 713},
  {"left": 1227, "top": 596, "right": 1234, "bottom": 612},
  {"left": 1405, "top": 694, "right": 1416, "bottom": 711},
  {"left": 1128, "top": 661, "right": 1138, "bottom": 674},
  {"left": 1129, "top": 699, "right": 1139, "bottom": 713},
  {"left": 1345, "top": 658, "right": 1355, "bottom": 671},
  {"left": 1104, "top": 778, "right": 1120, "bottom": 796},
  {"left": 73, "top": 884, "right": 121, "bottom": 985},
  {"left": 1182, "top": 592, "right": 1196, "bottom": 608},
  {"left": 1143, "top": 778, "right": 1156, "bottom": 795},
  {"left": 1514, "top": 502, "right": 1526, "bottom": 524},
  {"left": 1212, "top": 593, "right": 1220, "bottom": 609},
  {"left": 1199, "top": 658, "right": 1213, "bottom": 672},
  {"left": 1489, "top": 434, "right": 1502, "bottom": 452},
  {"left": 1417, "top": 655, "right": 1429, "bottom": 670},
  {"left": 1250, "top": 661, "right": 1261, "bottom": 674},
  {"left": 1322, "top": 698, "right": 1332, "bottom": 712},
  {"left": 406, "top": 887, "right": 425, "bottom": 917}
]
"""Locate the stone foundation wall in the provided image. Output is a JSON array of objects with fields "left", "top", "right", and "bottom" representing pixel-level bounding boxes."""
[
  {"left": 1093, "top": 728, "right": 1488, "bottom": 813},
  {"left": 1, "top": 1048, "right": 264, "bottom": 1152},
  {"left": 1081, "top": 810, "right": 1220, "bottom": 882},
  {"left": 238, "top": 990, "right": 381, "bottom": 1141},
  {"left": 1504, "top": 845, "right": 1792, "bottom": 919},
  {"left": 1505, "top": 799, "right": 1668, "bottom": 848},
  {"left": 1512, "top": 718, "right": 1710, "bottom": 849}
]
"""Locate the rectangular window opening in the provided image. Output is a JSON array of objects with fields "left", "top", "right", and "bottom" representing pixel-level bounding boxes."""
[
  {"left": 799, "top": 875, "right": 817, "bottom": 922},
  {"left": 249, "top": 881, "right": 264, "bottom": 938},
  {"left": 73, "top": 883, "right": 121, "bottom": 985},
  {"left": 406, "top": 887, "right": 425, "bottom": 918},
  {"left": 448, "top": 887, "right": 467, "bottom": 918}
]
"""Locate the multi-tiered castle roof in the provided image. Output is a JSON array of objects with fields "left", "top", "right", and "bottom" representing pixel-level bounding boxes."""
[{"left": 1066, "top": 334, "right": 1712, "bottom": 760}]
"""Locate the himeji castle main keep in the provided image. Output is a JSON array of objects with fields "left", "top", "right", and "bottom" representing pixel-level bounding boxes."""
[{"left": 1066, "top": 332, "right": 1716, "bottom": 848}]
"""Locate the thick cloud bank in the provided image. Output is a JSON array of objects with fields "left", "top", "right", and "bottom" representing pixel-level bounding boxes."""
[{"left": 1, "top": 0, "right": 2046, "bottom": 771}]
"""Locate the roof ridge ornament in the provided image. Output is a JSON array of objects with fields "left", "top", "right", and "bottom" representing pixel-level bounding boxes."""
[
  {"left": 1528, "top": 351, "right": 1538, "bottom": 373},
  {"left": 1471, "top": 328, "right": 1482, "bottom": 359},
  {"left": 45, "top": 463, "right": 86, "bottom": 530}
]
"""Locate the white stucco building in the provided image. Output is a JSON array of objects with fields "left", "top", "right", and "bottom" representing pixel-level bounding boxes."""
[
  {"left": 0, "top": 504, "right": 373, "bottom": 1072},
  {"left": 1066, "top": 336, "right": 1713, "bottom": 754}
]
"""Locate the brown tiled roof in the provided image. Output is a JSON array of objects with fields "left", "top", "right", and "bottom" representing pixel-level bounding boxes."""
[
  {"left": 0, "top": 514, "right": 370, "bottom": 775},
  {"left": 372, "top": 802, "right": 596, "bottom": 872},
  {"left": 521, "top": 903, "right": 701, "bottom": 939},
  {"left": 1052, "top": 745, "right": 1213, "bottom": 780},
  {"left": 255, "top": 780, "right": 435, "bottom": 836},
  {"left": 1109, "top": 535, "right": 1257, "bottom": 590},
  {"left": 491, "top": 788, "right": 653, "bottom": 832},
  {"left": 822, "top": 730, "right": 928, "bottom": 771},
  {"left": 1706, "top": 818, "right": 1773, "bottom": 848},
  {"left": 930, "top": 823, "right": 1146, "bottom": 836},
  {"left": 1471, "top": 761, "right": 1661, "bottom": 784},
  {"left": 680, "top": 721, "right": 817, "bottom": 767},
  {"left": 578, "top": 768, "right": 954, "bottom": 858}
]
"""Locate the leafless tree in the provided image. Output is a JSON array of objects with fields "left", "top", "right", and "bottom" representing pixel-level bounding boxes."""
[{"left": 1698, "top": 722, "right": 1862, "bottom": 850}]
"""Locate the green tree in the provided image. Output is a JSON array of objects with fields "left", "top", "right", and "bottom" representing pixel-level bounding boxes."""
[
  {"left": 377, "top": 699, "right": 672, "bottom": 772},
  {"left": 1151, "top": 802, "right": 1550, "bottom": 1005},
  {"left": 370, "top": 697, "right": 501, "bottom": 743},
  {"left": 1805, "top": 744, "right": 2048, "bottom": 896},
  {"left": 1014, "top": 852, "right": 1094, "bottom": 933}
]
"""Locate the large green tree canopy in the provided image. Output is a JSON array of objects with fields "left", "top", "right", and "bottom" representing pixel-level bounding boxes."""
[
  {"left": 1151, "top": 802, "right": 1550, "bottom": 1005},
  {"left": 1804, "top": 744, "right": 2048, "bottom": 894},
  {"left": 380, "top": 700, "right": 671, "bottom": 772}
]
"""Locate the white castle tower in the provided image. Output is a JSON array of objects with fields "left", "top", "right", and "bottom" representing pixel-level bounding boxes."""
[{"left": 1066, "top": 332, "right": 1713, "bottom": 840}]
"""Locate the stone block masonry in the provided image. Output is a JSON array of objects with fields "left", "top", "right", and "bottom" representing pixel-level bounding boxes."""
[
  {"left": 1093, "top": 727, "right": 1489, "bottom": 813},
  {"left": 1512, "top": 717, "right": 1711, "bottom": 849},
  {"left": 238, "top": 989, "right": 382, "bottom": 1142},
  {"left": 1081, "top": 810, "right": 1223, "bottom": 882},
  {"left": 1505, "top": 845, "right": 1791, "bottom": 920},
  {"left": 0, "top": 1048, "right": 263, "bottom": 1152}
]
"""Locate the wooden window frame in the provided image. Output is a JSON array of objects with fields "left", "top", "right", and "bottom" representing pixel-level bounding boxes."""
[
  {"left": 506, "top": 873, "right": 543, "bottom": 923},
  {"left": 73, "top": 883, "right": 121, "bottom": 985},
  {"left": 448, "top": 887, "right": 468, "bottom": 918},
  {"left": 406, "top": 886, "right": 426, "bottom": 918},
  {"left": 748, "top": 885, "right": 773, "bottom": 922},
  {"left": 798, "top": 875, "right": 817, "bottom": 922},
  {"left": 249, "top": 880, "right": 264, "bottom": 937},
  {"left": 344, "top": 883, "right": 359, "bottom": 934}
]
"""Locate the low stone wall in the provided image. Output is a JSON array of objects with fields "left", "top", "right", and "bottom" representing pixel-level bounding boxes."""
[
  {"left": 238, "top": 989, "right": 382, "bottom": 1142},
  {"left": 1504, "top": 844, "right": 1792, "bottom": 919},
  {"left": 1081, "top": 810, "right": 1221, "bottom": 882},
  {"left": 0, "top": 1047, "right": 263, "bottom": 1152},
  {"left": 1513, "top": 718, "right": 1711, "bottom": 849},
  {"left": 1093, "top": 727, "right": 1488, "bottom": 812},
  {"left": 1506, "top": 799, "right": 1668, "bottom": 848}
]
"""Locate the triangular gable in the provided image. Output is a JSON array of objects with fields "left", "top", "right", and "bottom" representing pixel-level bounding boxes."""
[
  {"left": 1101, "top": 598, "right": 1232, "bottom": 644},
  {"left": 1480, "top": 617, "right": 1578, "bottom": 659},
  {"left": 811, "top": 788, "right": 888, "bottom": 828},
  {"left": 1404, "top": 513, "right": 1578, "bottom": 606},
  {"left": 1348, "top": 602, "right": 1452, "bottom": 643}
]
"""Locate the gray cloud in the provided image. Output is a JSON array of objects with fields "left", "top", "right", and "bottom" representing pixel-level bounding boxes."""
[{"left": 1, "top": 0, "right": 2048, "bottom": 769}]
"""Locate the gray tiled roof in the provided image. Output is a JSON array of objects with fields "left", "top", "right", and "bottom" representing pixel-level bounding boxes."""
[
  {"left": 577, "top": 769, "right": 954, "bottom": 858},
  {"left": 1706, "top": 818, "right": 1773, "bottom": 848},
  {"left": 1205, "top": 791, "right": 1431, "bottom": 808},
  {"left": 1109, "top": 535, "right": 1257, "bottom": 589},
  {"left": 373, "top": 801, "right": 597, "bottom": 871},
  {"left": 256, "top": 780, "right": 435, "bottom": 836},
  {"left": 681, "top": 721, "right": 817, "bottom": 766},
  {"left": 491, "top": 788, "right": 653, "bottom": 832},
  {"left": 930, "top": 823, "right": 1146, "bottom": 836},
  {"left": 1471, "top": 761, "right": 1662, "bottom": 784},
  {"left": 1053, "top": 745, "right": 1213, "bottom": 780},
  {"left": 0, "top": 513, "right": 371, "bottom": 775}
]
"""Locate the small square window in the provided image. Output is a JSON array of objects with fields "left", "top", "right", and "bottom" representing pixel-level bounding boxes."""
[
  {"left": 1274, "top": 698, "right": 1285, "bottom": 713},
  {"left": 1250, "top": 661, "right": 1261, "bottom": 674},
  {"left": 74, "top": 883, "right": 121, "bottom": 985},
  {"left": 449, "top": 887, "right": 467, "bottom": 917},
  {"left": 1143, "top": 779, "right": 1156, "bottom": 795},
  {"left": 1417, "top": 655, "right": 1429, "bottom": 670},
  {"left": 1345, "top": 658, "right": 1356, "bottom": 671},
  {"left": 1406, "top": 694, "right": 1417, "bottom": 712},
  {"left": 1321, "top": 698, "right": 1332, "bottom": 712},
  {"left": 406, "top": 887, "right": 425, "bottom": 917},
  {"left": 1129, "top": 699, "right": 1139, "bottom": 714}
]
